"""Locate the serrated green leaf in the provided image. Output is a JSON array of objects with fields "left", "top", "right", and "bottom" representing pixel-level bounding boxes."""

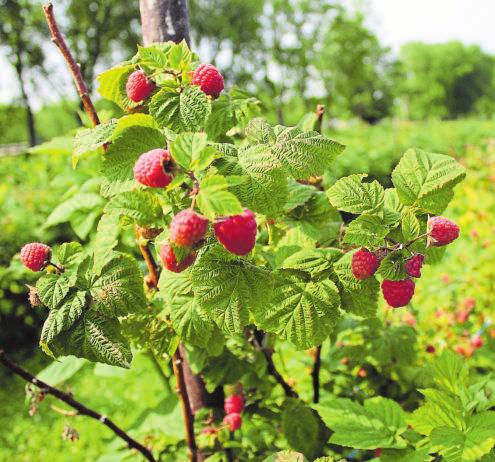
[
  {"left": 97, "top": 64, "right": 135, "bottom": 109},
  {"left": 383, "top": 188, "right": 404, "bottom": 225},
  {"left": 54, "top": 242, "right": 83, "bottom": 267},
  {"left": 281, "top": 248, "right": 342, "bottom": 277},
  {"left": 327, "top": 174, "right": 385, "bottom": 215},
  {"left": 169, "top": 132, "right": 215, "bottom": 171},
  {"left": 51, "top": 312, "right": 132, "bottom": 368},
  {"left": 73, "top": 121, "right": 116, "bottom": 165},
  {"left": 343, "top": 215, "right": 389, "bottom": 247},
  {"left": 111, "top": 114, "right": 159, "bottom": 139},
  {"left": 217, "top": 145, "right": 288, "bottom": 217},
  {"left": 149, "top": 86, "right": 211, "bottom": 132},
  {"left": 401, "top": 208, "right": 420, "bottom": 241},
  {"left": 137, "top": 43, "right": 170, "bottom": 69},
  {"left": 263, "top": 451, "right": 307, "bottom": 462},
  {"left": 104, "top": 191, "right": 163, "bottom": 225},
  {"left": 284, "top": 180, "right": 316, "bottom": 211},
  {"left": 314, "top": 397, "right": 407, "bottom": 450},
  {"left": 40, "top": 290, "right": 87, "bottom": 344},
  {"left": 196, "top": 175, "right": 243, "bottom": 220},
  {"left": 191, "top": 245, "right": 272, "bottom": 335},
  {"left": 377, "top": 252, "right": 407, "bottom": 281},
  {"left": 167, "top": 40, "right": 192, "bottom": 70},
  {"left": 272, "top": 126, "right": 344, "bottom": 179},
  {"left": 255, "top": 270, "right": 340, "bottom": 349},
  {"left": 37, "top": 273, "right": 76, "bottom": 309},
  {"left": 392, "top": 148, "right": 466, "bottom": 214},
  {"left": 90, "top": 254, "right": 146, "bottom": 317},
  {"left": 245, "top": 118, "right": 276, "bottom": 144},
  {"left": 93, "top": 214, "right": 120, "bottom": 275},
  {"left": 46, "top": 193, "right": 104, "bottom": 228},
  {"left": 101, "top": 126, "right": 166, "bottom": 197}
]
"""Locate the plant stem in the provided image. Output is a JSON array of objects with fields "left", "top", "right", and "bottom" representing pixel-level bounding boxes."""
[
  {"left": 43, "top": 3, "right": 101, "bottom": 128},
  {"left": 311, "top": 344, "right": 322, "bottom": 404},
  {"left": 172, "top": 347, "right": 198, "bottom": 462},
  {"left": 0, "top": 350, "right": 156, "bottom": 462},
  {"left": 134, "top": 225, "right": 161, "bottom": 289}
]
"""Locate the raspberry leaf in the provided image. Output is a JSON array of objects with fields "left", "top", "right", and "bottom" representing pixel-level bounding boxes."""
[
  {"left": 377, "top": 252, "right": 408, "bottom": 281},
  {"left": 73, "top": 120, "right": 117, "bottom": 166},
  {"left": 245, "top": 118, "right": 276, "bottom": 144},
  {"left": 40, "top": 290, "right": 87, "bottom": 345},
  {"left": 196, "top": 175, "right": 243, "bottom": 220},
  {"left": 167, "top": 40, "right": 193, "bottom": 71},
  {"left": 328, "top": 174, "right": 385, "bottom": 215},
  {"left": 284, "top": 180, "right": 316, "bottom": 211},
  {"left": 137, "top": 43, "right": 171, "bottom": 70},
  {"left": 149, "top": 86, "right": 211, "bottom": 132},
  {"left": 90, "top": 254, "right": 147, "bottom": 317},
  {"left": 104, "top": 191, "right": 163, "bottom": 226},
  {"left": 169, "top": 132, "right": 215, "bottom": 171},
  {"left": 54, "top": 242, "right": 83, "bottom": 267},
  {"left": 401, "top": 208, "right": 421, "bottom": 241},
  {"left": 392, "top": 148, "right": 466, "bottom": 214},
  {"left": 191, "top": 245, "right": 272, "bottom": 335},
  {"left": 254, "top": 270, "right": 340, "bottom": 350},
  {"left": 313, "top": 397, "right": 408, "bottom": 449},
  {"left": 343, "top": 215, "right": 389, "bottom": 247},
  {"left": 101, "top": 126, "right": 166, "bottom": 197},
  {"left": 97, "top": 64, "right": 135, "bottom": 110},
  {"left": 37, "top": 273, "right": 77, "bottom": 309},
  {"left": 217, "top": 145, "right": 288, "bottom": 217},
  {"left": 272, "top": 126, "right": 345, "bottom": 179},
  {"left": 93, "top": 214, "right": 120, "bottom": 275}
]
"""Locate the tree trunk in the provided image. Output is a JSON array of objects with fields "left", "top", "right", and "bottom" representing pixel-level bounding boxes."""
[
  {"left": 139, "top": 0, "right": 191, "bottom": 45},
  {"left": 138, "top": 4, "right": 221, "bottom": 461},
  {"left": 14, "top": 52, "right": 36, "bottom": 146}
]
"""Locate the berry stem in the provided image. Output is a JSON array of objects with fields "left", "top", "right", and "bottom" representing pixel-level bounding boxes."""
[
  {"left": 48, "top": 261, "right": 65, "bottom": 274},
  {"left": 134, "top": 225, "right": 160, "bottom": 289}
]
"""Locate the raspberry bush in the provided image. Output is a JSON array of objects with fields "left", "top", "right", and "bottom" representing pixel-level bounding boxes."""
[{"left": 17, "top": 41, "right": 480, "bottom": 461}]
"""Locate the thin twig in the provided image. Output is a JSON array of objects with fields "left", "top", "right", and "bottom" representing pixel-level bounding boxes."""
[
  {"left": 43, "top": 3, "right": 100, "bottom": 128},
  {"left": 172, "top": 348, "right": 198, "bottom": 462},
  {"left": 248, "top": 329, "right": 298, "bottom": 398},
  {"left": 311, "top": 345, "right": 322, "bottom": 404},
  {"left": 0, "top": 350, "right": 156, "bottom": 462},
  {"left": 134, "top": 225, "right": 161, "bottom": 289}
]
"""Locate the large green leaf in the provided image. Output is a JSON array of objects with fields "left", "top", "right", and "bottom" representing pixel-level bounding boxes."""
[
  {"left": 255, "top": 270, "right": 340, "bottom": 349},
  {"left": 149, "top": 86, "right": 211, "bottom": 132},
  {"left": 196, "top": 175, "right": 243, "bottom": 220},
  {"left": 97, "top": 64, "right": 135, "bottom": 109},
  {"left": 191, "top": 245, "right": 272, "bottom": 335},
  {"left": 327, "top": 174, "right": 385, "bottom": 215},
  {"left": 392, "top": 148, "right": 466, "bottom": 214},
  {"left": 104, "top": 191, "right": 163, "bottom": 226},
  {"left": 314, "top": 397, "right": 408, "bottom": 449},
  {"left": 36, "top": 273, "right": 76, "bottom": 309},
  {"left": 101, "top": 126, "right": 166, "bottom": 197},
  {"left": 272, "top": 126, "right": 344, "bottom": 179},
  {"left": 343, "top": 215, "right": 389, "bottom": 248}
]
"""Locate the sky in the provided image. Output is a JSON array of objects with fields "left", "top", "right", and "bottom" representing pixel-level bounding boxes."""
[{"left": 2, "top": 0, "right": 495, "bottom": 106}]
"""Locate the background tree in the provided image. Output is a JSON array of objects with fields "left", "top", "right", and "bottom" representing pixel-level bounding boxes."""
[
  {"left": 0, "top": 0, "right": 47, "bottom": 146},
  {"left": 317, "top": 10, "right": 397, "bottom": 123},
  {"left": 399, "top": 41, "right": 495, "bottom": 119}
]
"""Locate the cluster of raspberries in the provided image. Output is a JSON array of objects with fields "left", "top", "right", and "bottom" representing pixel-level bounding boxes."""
[
  {"left": 351, "top": 216, "right": 460, "bottom": 307},
  {"left": 125, "top": 63, "right": 224, "bottom": 103},
  {"left": 202, "top": 393, "right": 245, "bottom": 436}
]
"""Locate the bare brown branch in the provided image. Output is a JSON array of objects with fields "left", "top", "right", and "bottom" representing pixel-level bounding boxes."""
[{"left": 0, "top": 350, "right": 156, "bottom": 462}]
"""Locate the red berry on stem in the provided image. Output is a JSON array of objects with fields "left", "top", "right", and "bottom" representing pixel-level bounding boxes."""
[
  {"left": 223, "top": 413, "right": 242, "bottom": 432},
  {"left": 169, "top": 210, "right": 209, "bottom": 247},
  {"left": 381, "top": 279, "right": 415, "bottom": 308},
  {"left": 404, "top": 254, "right": 424, "bottom": 278},
  {"left": 224, "top": 394, "right": 244, "bottom": 414},
  {"left": 351, "top": 248, "right": 379, "bottom": 280},
  {"left": 134, "top": 149, "right": 174, "bottom": 188},
  {"left": 428, "top": 216, "right": 460, "bottom": 246},
  {"left": 20, "top": 243, "right": 51, "bottom": 272},
  {"left": 126, "top": 70, "right": 155, "bottom": 102},
  {"left": 201, "top": 426, "right": 217, "bottom": 436},
  {"left": 192, "top": 64, "right": 224, "bottom": 98},
  {"left": 214, "top": 209, "right": 257, "bottom": 256},
  {"left": 160, "top": 244, "right": 195, "bottom": 273},
  {"left": 471, "top": 336, "right": 484, "bottom": 349},
  {"left": 426, "top": 344, "right": 436, "bottom": 354}
]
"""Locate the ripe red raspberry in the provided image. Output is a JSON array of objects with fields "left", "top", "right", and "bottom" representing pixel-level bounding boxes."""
[
  {"left": 351, "top": 248, "right": 379, "bottom": 280},
  {"left": 214, "top": 209, "right": 257, "bottom": 256},
  {"left": 20, "top": 243, "right": 51, "bottom": 272},
  {"left": 471, "top": 336, "right": 484, "bottom": 349},
  {"left": 404, "top": 254, "right": 424, "bottom": 278},
  {"left": 159, "top": 244, "right": 196, "bottom": 273},
  {"left": 192, "top": 64, "right": 224, "bottom": 98},
  {"left": 133, "top": 149, "right": 174, "bottom": 188},
  {"left": 374, "top": 449, "right": 382, "bottom": 457},
  {"left": 169, "top": 210, "right": 209, "bottom": 247},
  {"left": 126, "top": 70, "right": 155, "bottom": 102},
  {"left": 223, "top": 413, "right": 242, "bottom": 432},
  {"left": 381, "top": 279, "right": 415, "bottom": 308},
  {"left": 224, "top": 394, "right": 244, "bottom": 414},
  {"left": 428, "top": 216, "right": 460, "bottom": 246}
]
